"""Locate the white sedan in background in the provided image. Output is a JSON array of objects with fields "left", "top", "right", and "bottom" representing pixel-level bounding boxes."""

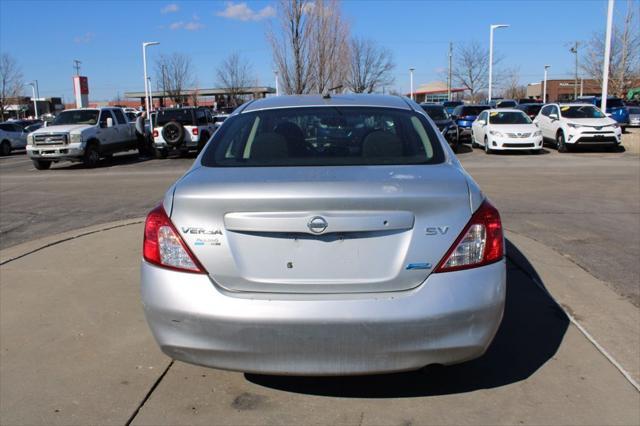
[{"left": 471, "top": 109, "right": 543, "bottom": 154}]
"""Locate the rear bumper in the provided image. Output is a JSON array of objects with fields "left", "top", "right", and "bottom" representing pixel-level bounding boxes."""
[{"left": 141, "top": 259, "right": 506, "bottom": 375}]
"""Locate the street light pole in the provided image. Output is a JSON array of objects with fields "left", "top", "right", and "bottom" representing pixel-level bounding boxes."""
[
  {"left": 142, "top": 41, "right": 160, "bottom": 113},
  {"left": 274, "top": 70, "right": 279, "bottom": 96},
  {"left": 601, "top": 0, "right": 614, "bottom": 113},
  {"left": 543, "top": 65, "right": 551, "bottom": 103},
  {"left": 488, "top": 24, "right": 509, "bottom": 103},
  {"left": 448, "top": 42, "right": 453, "bottom": 101},
  {"left": 148, "top": 77, "right": 153, "bottom": 111},
  {"left": 409, "top": 67, "right": 415, "bottom": 101},
  {"left": 28, "top": 83, "right": 38, "bottom": 119}
]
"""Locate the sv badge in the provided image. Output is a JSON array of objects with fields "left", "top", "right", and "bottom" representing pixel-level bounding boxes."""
[{"left": 425, "top": 226, "right": 449, "bottom": 236}]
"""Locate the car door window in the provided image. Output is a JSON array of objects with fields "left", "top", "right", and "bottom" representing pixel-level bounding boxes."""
[
  {"left": 196, "top": 110, "right": 208, "bottom": 126},
  {"left": 551, "top": 106, "right": 559, "bottom": 117},
  {"left": 540, "top": 105, "right": 551, "bottom": 117},
  {"left": 99, "top": 110, "right": 114, "bottom": 127},
  {"left": 112, "top": 109, "right": 127, "bottom": 125}
]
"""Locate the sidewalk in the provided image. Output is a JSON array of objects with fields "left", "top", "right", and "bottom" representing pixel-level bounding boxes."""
[{"left": 1, "top": 222, "right": 638, "bottom": 425}]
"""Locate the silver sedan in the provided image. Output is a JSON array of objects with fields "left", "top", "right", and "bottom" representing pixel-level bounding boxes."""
[{"left": 141, "top": 94, "right": 506, "bottom": 375}]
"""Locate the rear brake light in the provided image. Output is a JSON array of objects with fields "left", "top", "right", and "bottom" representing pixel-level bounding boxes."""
[
  {"left": 153, "top": 129, "right": 159, "bottom": 138},
  {"left": 434, "top": 200, "right": 503, "bottom": 273},
  {"left": 143, "top": 205, "right": 205, "bottom": 273},
  {"left": 191, "top": 128, "right": 199, "bottom": 136}
]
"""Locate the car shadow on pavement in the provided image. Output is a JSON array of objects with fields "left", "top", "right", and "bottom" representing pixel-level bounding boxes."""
[
  {"left": 246, "top": 239, "right": 569, "bottom": 398},
  {"left": 49, "top": 151, "right": 154, "bottom": 170}
]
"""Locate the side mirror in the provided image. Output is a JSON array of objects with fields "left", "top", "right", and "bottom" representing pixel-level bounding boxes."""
[
  {"left": 477, "top": 119, "right": 486, "bottom": 125},
  {"left": 549, "top": 113, "right": 558, "bottom": 120},
  {"left": 106, "top": 117, "right": 114, "bottom": 128}
]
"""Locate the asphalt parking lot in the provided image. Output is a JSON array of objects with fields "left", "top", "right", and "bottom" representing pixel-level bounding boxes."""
[{"left": 1, "top": 130, "right": 639, "bottom": 425}]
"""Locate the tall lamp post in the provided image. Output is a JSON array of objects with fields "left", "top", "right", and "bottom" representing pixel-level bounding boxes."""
[
  {"left": 274, "top": 70, "right": 279, "bottom": 96},
  {"left": 142, "top": 41, "right": 160, "bottom": 113},
  {"left": 28, "top": 82, "right": 38, "bottom": 119},
  {"left": 601, "top": 0, "right": 614, "bottom": 113},
  {"left": 409, "top": 67, "right": 415, "bottom": 101},
  {"left": 488, "top": 24, "right": 509, "bottom": 102},
  {"left": 543, "top": 65, "right": 551, "bottom": 103}
]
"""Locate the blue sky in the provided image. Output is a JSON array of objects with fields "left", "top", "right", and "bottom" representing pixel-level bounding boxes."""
[{"left": 0, "top": 0, "right": 631, "bottom": 101}]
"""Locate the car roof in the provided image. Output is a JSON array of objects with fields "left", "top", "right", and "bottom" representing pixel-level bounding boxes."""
[
  {"left": 240, "top": 94, "right": 412, "bottom": 113},
  {"left": 491, "top": 108, "right": 526, "bottom": 113},
  {"left": 557, "top": 103, "right": 594, "bottom": 106}
]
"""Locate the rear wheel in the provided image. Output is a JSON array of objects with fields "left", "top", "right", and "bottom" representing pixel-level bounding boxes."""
[
  {"left": 0, "top": 140, "right": 11, "bottom": 156},
  {"left": 556, "top": 131, "right": 568, "bottom": 153},
  {"left": 84, "top": 142, "right": 100, "bottom": 168},
  {"left": 32, "top": 159, "right": 52, "bottom": 170}
]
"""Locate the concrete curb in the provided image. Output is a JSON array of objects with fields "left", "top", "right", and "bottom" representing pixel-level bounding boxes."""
[
  {"left": 0, "top": 217, "right": 145, "bottom": 265},
  {"left": 505, "top": 229, "right": 640, "bottom": 390}
]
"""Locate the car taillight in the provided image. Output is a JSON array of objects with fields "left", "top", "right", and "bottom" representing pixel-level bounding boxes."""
[
  {"left": 191, "top": 128, "right": 199, "bottom": 136},
  {"left": 143, "top": 205, "right": 205, "bottom": 273},
  {"left": 153, "top": 129, "right": 159, "bottom": 138},
  {"left": 434, "top": 200, "right": 503, "bottom": 273}
]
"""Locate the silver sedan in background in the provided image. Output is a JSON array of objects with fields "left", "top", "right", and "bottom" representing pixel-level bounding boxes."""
[{"left": 141, "top": 94, "right": 506, "bottom": 375}]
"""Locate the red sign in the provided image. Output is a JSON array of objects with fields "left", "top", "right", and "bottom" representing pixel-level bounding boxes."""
[{"left": 72, "top": 76, "right": 89, "bottom": 95}]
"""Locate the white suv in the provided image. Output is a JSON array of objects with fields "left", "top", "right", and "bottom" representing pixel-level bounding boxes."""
[
  {"left": 534, "top": 103, "right": 622, "bottom": 152},
  {"left": 152, "top": 107, "right": 215, "bottom": 158}
]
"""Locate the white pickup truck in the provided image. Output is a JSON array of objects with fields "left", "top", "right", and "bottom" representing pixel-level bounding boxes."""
[{"left": 26, "top": 107, "right": 140, "bottom": 170}]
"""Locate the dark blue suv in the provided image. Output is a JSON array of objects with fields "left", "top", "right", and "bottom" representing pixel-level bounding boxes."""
[{"left": 575, "top": 97, "right": 629, "bottom": 128}]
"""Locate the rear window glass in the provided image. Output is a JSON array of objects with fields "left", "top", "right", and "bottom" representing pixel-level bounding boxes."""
[
  {"left": 156, "top": 109, "right": 194, "bottom": 126},
  {"left": 628, "top": 107, "right": 640, "bottom": 114},
  {"left": 489, "top": 111, "right": 531, "bottom": 124},
  {"left": 459, "top": 106, "right": 490, "bottom": 116},
  {"left": 520, "top": 104, "right": 542, "bottom": 114},
  {"left": 420, "top": 105, "right": 448, "bottom": 120},
  {"left": 201, "top": 107, "right": 444, "bottom": 167},
  {"left": 606, "top": 98, "right": 625, "bottom": 108}
]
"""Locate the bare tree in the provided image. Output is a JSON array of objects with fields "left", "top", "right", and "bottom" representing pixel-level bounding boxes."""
[
  {"left": 501, "top": 67, "right": 527, "bottom": 99},
  {"left": 346, "top": 37, "right": 395, "bottom": 93},
  {"left": 268, "top": 0, "right": 314, "bottom": 94},
  {"left": 308, "top": 0, "right": 350, "bottom": 93},
  {"left": 0, "top": 54, "right": 23, "bottom": 121},
  {"left": 581, "top": 1, "right": 640, "bottom": 98},
  {"left": 155, "top": 53, "right": 193, "bottom": 104},
  {"left": 452, "top": 41, "right": 492, "bottom": 102},
  {"left": 216, "top": 53, "right": 254, "bottom": 108}
]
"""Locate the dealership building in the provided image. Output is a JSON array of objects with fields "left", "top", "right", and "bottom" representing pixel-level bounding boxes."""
[{"left": 527, "top": 79, "right": 605, "bottom": 102}]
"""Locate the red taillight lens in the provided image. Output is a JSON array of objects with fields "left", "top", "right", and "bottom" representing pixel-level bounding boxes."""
[
  {"left": 191, "top": 127, "right": 199, "bottom": 136},
  {"left": 143, "top": 205, "right": 205, "bottom": 273},
  {"left": 434, "top": 200, "right": 504, "bottom": 273},
  {"left": 152, "top": 129, "right": 159, "bottom": 138}
]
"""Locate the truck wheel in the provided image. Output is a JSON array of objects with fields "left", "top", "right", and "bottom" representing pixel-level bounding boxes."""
[
  {"left": 32, "top": 159, "right": 52, "bottom": 170},
  {"left": 84, "top": 143, "right": 100, "bottom": 168},
  {"left": 0, "top": 140, "right": 11, "bottom": 156},
  {"left": 154, "top": 148, "right": 168, "bottom": 159}
]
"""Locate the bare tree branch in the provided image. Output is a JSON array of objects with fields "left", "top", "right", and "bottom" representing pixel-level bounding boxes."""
[
  {"left": 581, "top": 1, "right": 640, "bottom": 97},
  {"left": 500, "top": 67, "right": 527, "bottom": 99},
  {"left": 216, "top": 53, "right": 254, "bottom": 108},
  {"left": 0, "top": 54, "right": 23, "bottom": 121},
  {"left": 452, "top": 41, "right": 493, "bottom": 102},
  {"left": 346, "top": 37, "right": 395, "bottom": 93},
  {"left": 155, "top": 53, "right": 194, "bottom": 104}
]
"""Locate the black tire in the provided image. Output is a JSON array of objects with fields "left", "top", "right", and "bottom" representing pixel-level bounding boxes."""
[
  {"left": 556, "top": 131, "right": 568, "bottom": 153},
  {"left": 32, "top": 159, "right": 52, "bottom": 170},
  {"left": 484, "top": 137, "right": 492, "bottom": 154},
  {"left": 162, "top": 121, "right": 185, "bottom": 147},
  {"left": 0, "top": 140, "right": 11, "bottom": 156},
  {"left": 471, "top": 132, "right": 479, "bottom": 148},
  {"left": 154, "top": 148, "right": 168, "bottom": 159},
  {"left": 83, "top": 142, "right": 100, "bottom": 168},
  {"left": 530, "top": 148, "right": 541, "bottom": 155}
]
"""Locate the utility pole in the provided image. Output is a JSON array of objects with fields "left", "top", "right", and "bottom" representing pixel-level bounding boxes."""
[
  {"left": 570, "top": 42, "right": 579, "bottom": 100},
  {"left": 447, "top": 42, "right": 453, "bottom": 101},
  {"left": 601, "top": 0, "right": 614, "bottom": 113},
  {"left": 409, "top": 68, "right": 415, "bottom": 101},
  {"left": 73, "top": 59, "right": 82, "bottom": 76}
]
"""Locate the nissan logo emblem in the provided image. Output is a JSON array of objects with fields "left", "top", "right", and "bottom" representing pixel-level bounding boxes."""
[{"left": 307, "top": 216, "right": 328, "bottom": 234}]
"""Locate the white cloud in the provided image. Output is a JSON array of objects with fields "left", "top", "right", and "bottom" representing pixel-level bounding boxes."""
[
  {"left": 161, "top": 3, "right": 179, "bottom": 14},
  {"left": 216, "top": 2, "right": 276, "bottom": 21},
  {"left": 74, "top": 32, "right": 95, "bottom": 44},
  {"left": 169, "top": 20, "right": 204, "bottom": 31}
]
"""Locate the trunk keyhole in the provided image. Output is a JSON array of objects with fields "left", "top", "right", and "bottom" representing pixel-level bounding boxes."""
[
  {"left": 383, "top": 220, "right": 388, "bottom": 226},
  {"left": 287, "top": 262, "right": 293, "bottom": 269}
]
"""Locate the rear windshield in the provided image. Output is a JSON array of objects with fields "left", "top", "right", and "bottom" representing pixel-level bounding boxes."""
[
  {"left": 520, "top": 104, "right": 542, "bottom": 114},
  {"left": 489, "top": 111, "right": 531, "bottom": 124},
  {"left": 459, "top": 106, "right": 490, "bottom": 116},
  {"left": 607, "top": 98, "right": 625, "bottom": 108},
  {"left": 628, "top": 107, "right": 640, "bottom": 114},
  {"left": 420, "top": 105, "right": 448, "bottom": 120},
  {"left": 201, "top": 107, "right": 444, "bottom": 167},
  {"left": 443, "top": 101, "right": 462, "bottom": 107},
  {"left": 156, "top": 109, "right": 194, "bottom": 126},
  {"left": 561, "top": 105, "right": 605, "bottom": 119}
]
